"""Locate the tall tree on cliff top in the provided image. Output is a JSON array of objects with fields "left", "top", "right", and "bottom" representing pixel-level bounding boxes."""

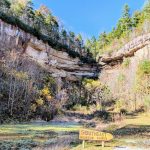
[
  {"left": 0, "top": 0, "right": 10, "bottom": 11},
  {"left": 10, "top": 0, "right": 30, "bottom": 16},
  {"left": 76, "top": 34, "right": 83, "bottom": 54},
  {"left": 115, "top": 4, "right": 132, "bottom": 38},
  {"left": 122, "top": 4, "right": 132, "bottom": 29},
  {"left": 89, "top": 36, "right": 97, "bottom": 59},
  {"left": 143, "top": 0, "right": 150, "bottom": 20},
  {"left": 10, "top": 0, "right": 34, "bottom": 24},
  {"left": 132, "top": 11, "right": 143, "bottom": 28},
  {"left": 35, "top": 5, "right": 59, "bottom": 39}
]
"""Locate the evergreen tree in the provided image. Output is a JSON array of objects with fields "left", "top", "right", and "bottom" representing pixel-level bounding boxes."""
[
  {"left": 68, "top": 31, "right": 75, "bottom": 48},
  {"left": 76, "top": 34, "right": 83, "bottom": 53},
  {"left": 85, "top": 39, "right": 92, "bottom": 49},
  {"left": 132, "top": 11, "right": 142, "bottom": 27},
  {"left": 99, "top": 32, "right": 109, "bottom": 47},
  {"left": 22, "top": 0, "right": 34, "bottom": 24},
  {"left": 61, "top": 29, "right": 68, "bottom": 45},
  {"left": 107, "top": 27, "right": 116, "bottom": 43},
  {"left": 90, "top": 36, "right": 97, "bottom": 59},
  {"left": 143, "top": 0, "right": 150, "bottom": 20},
  {"left": 115, "top": 4, "right": 132, "bottom": 38},
  {"left": 0, "top": 0, "right": 10, "bottom": 11},
  {"left": 121, "top": 4, "right": 132, "bottom": 32}
]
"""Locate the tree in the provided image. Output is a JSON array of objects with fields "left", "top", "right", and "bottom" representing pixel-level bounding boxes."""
[
  {"left": 122, "top": 4, "right": 132, "bottom": 31},
  {"left": 33, "top": 5, "right": 59, "bottom": 40},
  {"left": 83, "top": 79, "right": 111, "bottom": 111},
  {"left": 85, "top": 39, "right": 92, "bottom": 49},
  {"left": 69, "top": 31, "right": 75, "bottom": 48},
  {"left": 107, "top": 27, "right": 116, "bottom": 43},
  {"left": 24, "top": 0, "right": 34, "bottom": 24},
  {"left": 10, "top": 0, "right": 30, "bottom": 17},
  {"left": 61, "top": 29, "right": 68, "bottom": 45},
  {"left": 0, "top": 0, "right": 10, "bottom": 12},
  {"left": 34, "top": 9, "right": 45, "bottom": 32},
  {"left": 99, "top": 32, "right": 109, "bottom": 47},
  {"left": 115, "top": 4, "right": 132, "bottom": 38},
  {"left": 143, "top": 0, "right": 150, "bottom": 20},
  {"left": 132, "top": 11, "right": 143, "bottom": 27},
  {"left": 90, "top": 36, "right": 97, "bottom": 59},
  {"left": 76, "top": 34, "right": 83, "bottom": 54}
]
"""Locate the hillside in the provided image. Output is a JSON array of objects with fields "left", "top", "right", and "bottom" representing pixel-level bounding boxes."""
[
  {"left": 0, "top": 0, "right": 150, "bottom": 150},
  {"left": 99, "top": 32, "right": 150, "bottom": 112},
  {"left": 0, "top": 0, "right": 99, "bottom": 123}
]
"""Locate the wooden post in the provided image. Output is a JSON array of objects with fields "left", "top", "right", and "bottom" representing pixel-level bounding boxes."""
[
  {"left": 82, "top": 140, "right": 85, "bottom": 149},
  {"left": 102, "top": 141, "right": 105, "bottom": 148}
]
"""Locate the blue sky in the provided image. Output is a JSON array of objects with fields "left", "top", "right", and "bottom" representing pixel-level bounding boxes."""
[{"left": 33, "top": 0, "right": 145, "bottom": 39}]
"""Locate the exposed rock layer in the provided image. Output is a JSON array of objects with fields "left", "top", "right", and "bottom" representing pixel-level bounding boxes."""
[
  {"left": 99, "top": 33, "right": 150, "bottom": 66},
  {"left": 0, "top": 20, "right": 98, "bottom": 81},
  {"left": 99, "top": 33, "right": 150, "bottom": 108}
]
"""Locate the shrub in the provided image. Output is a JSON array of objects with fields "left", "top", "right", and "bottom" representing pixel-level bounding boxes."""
[
  {"left": 134, "top": 60, "right": 150, "bottom": 99},
  {"left": 93, "top": 110, "right": 110, "bottom": 120},
  {"left": 114, "top": 99, "right": 125, "bottom": 112},
  {"left": 137, "top": 60, "right": 150, "bottom": 77},
  {"left": 122, "top": 58, "right": 130, "bottom": 68},
  {"left": 0, "top": 140, "right": 37, "bottom": 150},
  {"left": 117, "top": 73, "right": 126, "bottom": 83}
]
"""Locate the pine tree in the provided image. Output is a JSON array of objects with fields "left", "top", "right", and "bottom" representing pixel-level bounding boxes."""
[
  {"left": 115, "top": 4, "right": 132, "bottom": 38},
  {"left": 0, "top": 0, "right": 10, "bottom": 9},
  {"left": 90, "top": 36, "right": 97, "bottom": 59},
  {"left": 132, "top": 11, "right": 142, "bottom": 27},
  {"left": 143, "top": 0, "right": 150, "bottom": 20},
  {"left": 121, "top": 4, "right": 132, "bottom": 32}
]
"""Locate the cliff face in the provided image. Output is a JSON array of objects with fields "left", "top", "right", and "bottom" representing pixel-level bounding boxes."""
[
  {"left": 99, "top": 33, "right": 150, "bottom": 65},
  {"left": 99, "top": 34, "right": 150, "bottom": 109},
  {"left": 0, "top": 19, "right": 100, "bottom": 121},
  {"left": 0, "top": 20, "right": 98, "bottom": 82}
]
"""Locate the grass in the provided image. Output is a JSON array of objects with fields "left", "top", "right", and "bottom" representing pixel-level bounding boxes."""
[
  {"left": 71, "top": 113, "right": 150, "bottom": 150},
  {"left": 125, "top": 113, "right": 150, "bottom": 126},
  {"left": 0, "top": 123, "right": 81, "bottom": 149},
  {"left": 0, "top": 113, "right": 150, "bottom": 149},
  {"left": 71, "top": 139, "right": 127, "bottom": 150},
  {"left": 0, "top": 123, "right": 81, "bottom": 134}
]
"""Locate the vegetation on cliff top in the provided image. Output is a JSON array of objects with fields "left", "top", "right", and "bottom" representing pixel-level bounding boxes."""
[
  {"left": 86, "top": 0, "right": 150, "bottom": 59},
  {"left": 0, "top": 0, "right": 96, "bottom": 64}
]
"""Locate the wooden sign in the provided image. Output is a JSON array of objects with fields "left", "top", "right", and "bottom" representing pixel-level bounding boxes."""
[{"left": 79, "top": 129, "right": 113, "bottom": 148}]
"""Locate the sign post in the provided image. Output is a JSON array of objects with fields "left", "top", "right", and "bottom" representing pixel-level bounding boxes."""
[
  {"left": 102, "top": 141, "right": 105, "bottom": 148},
  {"left": 79, "top": 129, "right": 113, "bottom": 148},
  {"left": 82, "top": 140, "right": 85, "bottom": 148}
]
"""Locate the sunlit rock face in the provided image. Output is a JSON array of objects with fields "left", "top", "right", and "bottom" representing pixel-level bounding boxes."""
[
  {"left": 99, "top": 33, "right": 150, "bottom": 65},
  {"left": 0, "top": 20, "right": 98, "bottom": 81},
  {"left": 99, "top": 34, "right": 150, "bottom": 100}
]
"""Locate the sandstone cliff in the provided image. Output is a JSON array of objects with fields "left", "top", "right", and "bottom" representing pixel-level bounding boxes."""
[
  {"left": 0, "top": 20, "right": 98, "bottom": 82},
  {"left": 99, "top": 33, "right": 150, "bottom": 65},
  {"left": 99, "top": 33, "right": 150, "bottom": 110}
]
